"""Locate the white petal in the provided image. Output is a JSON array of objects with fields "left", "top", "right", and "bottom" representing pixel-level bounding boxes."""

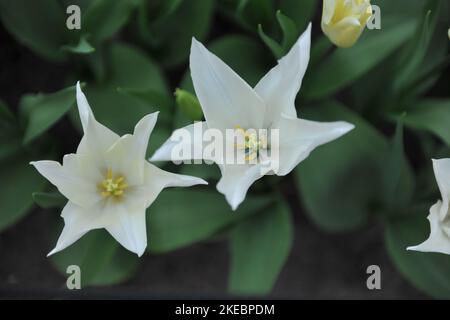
[
  {"left": 132, "top": 112, "right": 158, "bottom": 159},
  {"left": 48, "top": 201, "right": 101, "bottom": 256},
  {"left": 30, "top": 160, "right": 101, "bottom": 208},
  {"left": 104, "top": 202, "right": 148, "bottom": 257},
  {"left": 190, "top": 38, "right": 265, "bottom": 130},
  {"left": 141, "top": 162, "right": 208, "bottom": 208},
  {"left": 432, "top": 158, "right": 450, "bottom": 220},
  {"left": 275, "top": 114, "right": 354, "bottom": 176},
  {"left": 76, "top": 81, "right": 93, "bottom": 131},
  {"left": 217, "top": 164, "right": 270, "bottom": 210},
  {"left": 407, "top": 201, "right": 450, "bottom": 255},
  {"left": 151, "top": 121, "right": 208, "bottom": 162},
  {"left": 254, "top": 23, "right": 311, "bottom": 127}
]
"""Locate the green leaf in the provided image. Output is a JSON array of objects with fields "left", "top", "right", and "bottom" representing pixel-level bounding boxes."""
[
  {"left": 278, "top": 0, "right": 317, "bottom": 31},
  {"left": 0, "top": 0, "right": 68, "bottom": 61},
  {"left": 393, "top": 1, "right": 441, "bottom": 94},
  {"left": 0, "top": 153, "right": 46, "bottom": 232},
  {"left": 51, "top": 228, "right": 140, "bottom": 286},
  {"left": 382, "top": 120, "right": 415, "bottom": 210},
  {"left": 302, "top": 20, "right": 416, "bottom": 101},
  {"left": 141, "top": 0, "right": 215, "bottom": 68},
  {"left": 32, "top": 191, "right": 66, "bottom": 209},
  {"left": 175, "top": 89, "right": 203, "bottom": 121},
  {"left": 21, "top": 86, "right": 76, "bottom": 144},
  {"left": 258, "top": 11, "right": 298, "bottom": 59},
  {"left": 401, "top": 99, "right": 450, "bottom": 146},
  {"left": 228, "top": 200, "right": 293, "bottom": 295},
  {"left": 62, "top": 35, "right": 95, "bottom": 54},
  {"left": 296, "top": 101, "right": 387, "bottom": 232},
  {"left": 148, "top": 189, "right": 274, "bottom": 253},
  {"left": 385, "top": 213, "right": 450, "bottom": 299}
]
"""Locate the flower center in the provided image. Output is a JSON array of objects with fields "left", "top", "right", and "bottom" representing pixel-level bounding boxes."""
[
  {"left": 99, "top": 169, "right": 128, "bottom": 198},
  {"left": 235, "top": 126, "right": 268, "bottom": 161}
]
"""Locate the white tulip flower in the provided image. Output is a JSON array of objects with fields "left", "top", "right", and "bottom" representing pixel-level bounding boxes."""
[
  {"left": 408, "top": 159, "right": 450, "bottom": 255},
  {"left": 31, "top": 82, "right": 207, "bottom": 257},
  {"left": 152, "top": 24, "right": 354, "bottom": 210}
]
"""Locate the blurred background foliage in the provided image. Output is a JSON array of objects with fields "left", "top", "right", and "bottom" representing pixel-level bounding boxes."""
[{"left": 0, "top": 0, "right": 449, "bottom": 298}]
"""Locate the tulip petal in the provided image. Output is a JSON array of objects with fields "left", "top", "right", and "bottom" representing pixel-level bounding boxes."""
[
  {"left": 132, "top": 112, "right": 158, "bottom": 159},
  {"left": 76, "top": 81, "right": 93, "bottom": 131},
  {"left": 275, "top": 114, "right": 354, "bottom": 175},
  {"left": 104, "top": 201, "right": 148, "bottom": 257},
  {"left": 432, "top": 159, "right": 450, "bottom": 220},
  {"left": 48, "top": 201, "right": 101, "bottom": 256},
  {"left": 407, "top": 201, "right": 450, "bottom": 255},
  {"left": 255, "top": 23, "right": 311, "bottom": 127},
  {"left": 322, "top": 16, "right": 362, "bottom": 48},
  {"left": 217, "top": 164, "right": 270, "bottom": 210},
  {"left": 190, "top": 38, "right": 265, "bottom": 130},
  {"left": 151, "top": 121, "right": 209, "bottom": 162},
  {"left": 30, "top": 160, "right": 101, "bottom": 208},
  {"left": 322, "top": 0, "right": 336, "bottom": 25}
]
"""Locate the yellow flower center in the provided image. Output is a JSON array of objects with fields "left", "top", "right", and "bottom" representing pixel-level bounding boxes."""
[
  {"left": 235, "top": 126, "right": 268, "bottom": 161},
  {"left": 99, "top": 169, "right": 128, "bottom": 198}
]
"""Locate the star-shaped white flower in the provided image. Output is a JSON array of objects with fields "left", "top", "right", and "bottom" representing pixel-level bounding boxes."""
[
  {"left": 408, "top": 159, "right": 450, "bottom": 255},
  {"left": 152, "top": 24, "right": 354, "bottom": 210},
  {"left": 31, "top": 83, "right": 207, "bottom": 257}
]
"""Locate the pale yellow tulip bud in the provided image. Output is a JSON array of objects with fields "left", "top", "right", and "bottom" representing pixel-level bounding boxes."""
[{"left": 321, "top": 0, "right": 373, "bottom": 48}]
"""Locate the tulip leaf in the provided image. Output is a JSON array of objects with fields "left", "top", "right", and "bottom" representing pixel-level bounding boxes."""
[
  {"left": 61, "top": 35, "right": 95, "bottom": 54},
  {"left": 32, "top": 191, "right": 66, "bottom": 209},
  {"left": 302, "top": 20, "right": 416, "bottom": 101},
  {"left": 0, "top": 0, "right": 68, "bottom": 61},
  {"left": 147, "top": 189, "right": 274, "bottom": 253},
  {"left": 393, "top": 1, "right": 441, "bottom": 95},
  {"left": 400, "top": 99, "right": 450, "bottom": 146},
  {"left": 140, "top": 0, "right": 214, "bottom": 68},
  {"left": 278, "top": 0, "right": 317, "bottom": 31},
  {"left": 21, "top": 86, "right": 76, "bottom": 144},
  {"left": 385, "top": 213, "right": 450, "bottom": 299},
  {"left": 382, "top": 120, "right": 415, "bottom": 210},
  {"left": 50, "top": 228, "right": 140, "bottom": 287},
  {"left": 296, "top": 101, "right": 387, "bottom": 231},
  {"left": 228, "top": 200, "right": 293, "bottom": 295},
  {"left": 0, "top": 153, "right": 47, "bottom": 232},
  {"left": 258, "top": 11, "right": 298, "bottom": 59}
]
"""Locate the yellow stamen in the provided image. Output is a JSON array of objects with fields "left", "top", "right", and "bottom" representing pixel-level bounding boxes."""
[{"left": 99, "top": 169, "right": 128, "bottom": 199}]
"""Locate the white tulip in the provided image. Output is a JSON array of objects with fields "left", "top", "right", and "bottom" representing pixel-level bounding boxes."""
[
  {"left": 152, "top": 24, "right": 354, "bottom": 210},
  {"left": 408, "top": 159, "right": 450, "bottom": 255},
  {"left": 31, "top": 82, "right": 207, "bottom": 257}
]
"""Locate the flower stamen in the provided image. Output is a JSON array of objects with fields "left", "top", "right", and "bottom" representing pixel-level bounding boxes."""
[{"left": 99, "top": 168, "right": 128, "bottom": 198}]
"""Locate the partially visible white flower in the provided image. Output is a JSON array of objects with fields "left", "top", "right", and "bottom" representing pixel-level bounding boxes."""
[
  {"left": 152, "top": 24, "right": 354, "bottom": 210},
  {"left": 408, "top": 159, "right": 450, "bottom": 255},
  {"left": 322, "top": 0, "right": 372, "bottom": 48},
  {"left": 31, "top": 82, "right": 207, "bottom": 257}
]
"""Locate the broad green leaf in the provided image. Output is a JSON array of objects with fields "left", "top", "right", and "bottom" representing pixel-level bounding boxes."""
[
  {"left": 21, "top": 86, "right": 76, "bottom": 144},
  {"left": 401, "top": 99, "right": 450, "bottom": 146},
  {"left": 147, "top": 189, "right": 274, "bottom": 253},
  {"left": 51, "top": 228, "right": 139, "bottom": 286},
  {"left": 385, "top": 214, "right": 450, "bottom": 299},
  {"left": 180, "top": 163, "right": 221, "bottom": 181},
  {"left": 302, "top": 20, "right": 416, "bottom": 101},
  {"left": 0, "top": 153, "right": 46, "bottom": 232},
  {"left": 228, "top": 200, "right": 293, "bottom": 295},
  {"left": 296, "top": 101, "right": 387, "bottom": 231},
  {"left": 175, "top": 89, "right": 203, "bottom": 121},
  {"left": 382, "top": 120, "right": 415, "bottom": 210},
  {"left": 258, "top": 24, "right": 283, "bottom": 59},
  {"left": 0, "top": 0, "right": 67, "bottom": 61},
  {"left": 32, "top": 191, "right": 66, "bottom": 209},
  {"left": 62, "top": 35, "right": 95, "bottom": 54}
]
